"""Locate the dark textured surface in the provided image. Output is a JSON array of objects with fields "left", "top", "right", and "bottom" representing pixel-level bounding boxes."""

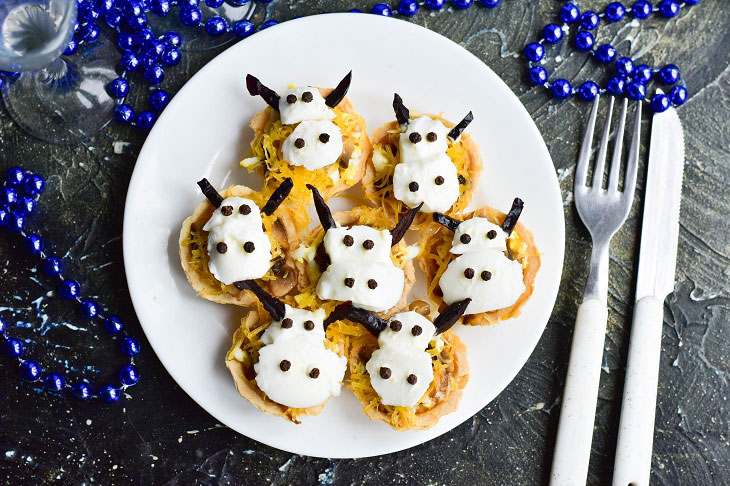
[{"left": 1, "top": 2, "right": 729, "bottom": 484}]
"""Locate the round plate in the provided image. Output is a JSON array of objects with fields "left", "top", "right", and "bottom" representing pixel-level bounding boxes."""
[{"left": 123, "top": 14, "right": 564, "bottom": 459}]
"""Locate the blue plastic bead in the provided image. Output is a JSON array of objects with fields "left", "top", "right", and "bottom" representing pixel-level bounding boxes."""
[
  {"left": 1, "top": 71, "right": 20, "bottom": 80},
  {"left": 206, "top": 0, "right": 225, "bottom": 6},
  {"left": 398, "top": 0, "right": 418, "bottom": 16},
  {"left": 104, "top": 316, "right": 124, "bottom": 334},
  {"left": 120, "top": 52, "right": 140, "bottom": 72},
  {"left": 6, "top": 213, "right": 25, "bottom": 232},
  {"left": 120, "top": 337, "right": 141, "bottom": 356},
  {"left": 524, "top": 43, "right": 544, "bottom": 62},
  {"left": 205, "top": 16, "right": 228, "bottom": 36},
  {"left": 180, "top": 7, "right": 202, "bottom": 26},
  {"left": 616, "top": 57, "right": 635, "bottom": 77},
  {"left": 658, "top": 0, "right": 679, "bottom": 18},
  {"left": 126, "top": 13, "right": 148, "bottom": 31},
  {"left": 479, "top": 0, "right": 500, "bottom": 7},
  {"left": 605, "top": 2, "right": 626, "bottom": 22},
  {"left": 114, "top": 104, "right": 135, "bottom": 124},
  {"left": 150, "top": 0, "right": 171, "bottom": 16},
  {"left": 657, "top": 64, "right": 680, "bottom": 85},
  {"left": 633, "top": 64, "right": 652, "bottom": 83},
  {"left": 574, "top": 31, "right": 594, "bottom": 51},
  {"left": 543, "top": 24, "right": 563, "bottom": 44},
  {"left": 149, "top": 90, "right": 170, "bottom": 110},
  {"left": 0, "top": 316, "right": 5, "bottom": 334},
  {"left": 59, "top": 280, "right": 81, "bottom": 300},
  {"left": 425, "top": 0, "right": 445, "bottom": 9},
  {"left": 163, "top": 31, "right": 182, "bottom": 48},
  {"left": 43, "top": 373, "right": 65, "bottom": 392},
  {"left": 260, "top": 20, "right": 278, "bottom": 30},
  {"left": 123, "top": 1, "right": 143, "bottom": 17},
  {"left": 80, "top": 24, "right": 100, "bottom": 43},
  {"left": 105, "top": 9, "right": 122, "bottom": 29},
  {"left": 64, "top": 38, "right": 78, "bottom": 56},
  {"left": 580, "top": 11, "right": 600, "bottom": 30},
  {"left": 25, "top": 234, "right": 43, "bottom": 255},
  {"left": 79, "top": 300, "right": 99, "bottom": 319},
  {"left": 133, "top": 29, "right": 154, "bottom": 47},
  {"left": 119, "top": 365, "right": 140, "bottom": 386},
  {"left": 181, "top": 0, "right": 200, "bottom": 6},
  {"left": 43, "top": 257, "right": 63, "bottom": 276},
  {"left": 137, "top": 111, "right": 156, "bottom": 130},
  {"left": 24, "top": 174, "right": 44, "bottom": 195},
  {"left": 0, "top": 207, "right": 7, "bottom": 226},
  {"left": 6, "top": 167, "right": 25, "bottom": 186},
  {"left": 108, "top": 78, "right": 129, "bottom": 98},
  {"left": 596, "top": 44, "right": 617, "bottom": 63},
  {"left": 2, "top": 187, "right": 17, "bottom": 205},
  {"left": 72, "top": 382, "right": 91, "bottom": 400},
  {"left": 651, "top": 94, "right": 671, "bottom": 113},
  {"left": 15, "top": 196, "right": 35, "bottom": 214},
  {"left": 100, "top": 385, "right": 120, "bottom": 403},
  {"left": 632, "top": 0, "right": 652, "bottom": 19},
  {"left": 144, "top": 65, "right": 164, "bottom": 84},
  {"left": 453, "top": 0, "right": 473, "bottom": 9},
  {"left": 160, "top": 48, "right": 181, "bottom": 67},
  {"left": 98, "top": 0, "right": 114, "bottom": 13},
  {"left": 626, "top": 81, "right": 647, "bottom": 101},
  {"left": 528, "top": 66, "right": 548, "bottom": 85},
  {"left": 20, "top": 361, "right": 42, "bottom": 382},
  {"left": 3, "top": 338, "right": 22, "bottom": 358},
  {"left": 669, "top": 85, "right": 687, "bottom": 106},
  {"left": 232, "top": 20, "right": 255, "bottom": 38},
  {"left": 560, "top": 3, "right": 580, "bottom": 23},
  {"left": 552, "top": 79, "right": 572, "bottom": 99},
  {"left": 145, "top": 40, "right": 166, "bottom": 60},
  {"left": 607, "top": 77, "right": 626, "bottom": 95},
  {"left": 118, "top": 33, "right": 134, "bottom": 51}
]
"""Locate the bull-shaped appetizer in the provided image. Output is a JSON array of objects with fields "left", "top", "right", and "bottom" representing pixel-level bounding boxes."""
[
  {"left": 225, "top": 280, "right": 347, "bottom": 423},
  {"left": 179, "top": 178, "right": 300, "bottom": 306},
  {"left": 327, "top": 299, "right": 471, "bottom": 430},
  {"left": 361, "top": 94, "right": 483, "bottom": 228},
  {"left": 299, "top": 185, "right": 421, "bottom": 315},
  {"left": 242, "top": 72, "right": 372, "bottom": 208},
  {"left": 419, "top": 198, "right": 541, "bottom": 326}
]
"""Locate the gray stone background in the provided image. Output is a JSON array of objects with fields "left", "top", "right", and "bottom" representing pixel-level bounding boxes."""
[{"left": 0, "top": 1, "right": 728, "bottom": 484}]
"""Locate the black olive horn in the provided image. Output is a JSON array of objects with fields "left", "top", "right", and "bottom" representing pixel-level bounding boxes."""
[
  {"left": 324, "top": 71, "right": 352, "bottom": 108},
  {"left": 447, "top": 111, "right": 474, "bottom": 141},
  {"left": 501, "top": 197, "right": 524, "bottom": 235},
  {"left": 261, "top": 178, "right": 293, "bottom": 216},
  {"left": 233, "top": 280, "right": 286, "bottom": 322},
  {"left": 432, "top": 212, "right": 461, "bottom": 232},
  {"left": 434, "top": 298, "right": 471, "bottom": 335},
  {"left": 393, "top": 93, "right": 410, "bottom": 126},
  {"left": 337, "top": 304, "right": 388, "bottom": 336},
  {"left": 197, "top": 178, "right": 223, "bottom": 208},
  {"left": 390, "top": 202, "right": 423, "bottom": 246},
  {"left": 246, "top": 74, "right": 280, "bottom": 111},
  {"left": 307, "top": 184, "right": 336, "bottom": 231},
  {"left": 323, "top": 302, "right": 353, "bottom": 329}
]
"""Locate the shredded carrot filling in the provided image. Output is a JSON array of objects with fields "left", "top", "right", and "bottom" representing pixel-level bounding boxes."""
[
  {"left": 181, "top": 192, "right": 285, "bottom": 298},
  {"left": 368, "top": 116, "right": 474, "bottom": 219}
]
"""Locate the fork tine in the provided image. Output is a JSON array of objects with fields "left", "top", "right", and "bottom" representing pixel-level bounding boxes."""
[
  {"left": 608, "top": 98, "right": 629, "bottom": 193},
  {"left": 575, "top": 95, "right": 600, "bottom": 192},
  {"left": 592, "top": 96, "right": 615, "bottom": 189},
  {"left": 623, "top": 101, "right": 642, "bottom": 201}
]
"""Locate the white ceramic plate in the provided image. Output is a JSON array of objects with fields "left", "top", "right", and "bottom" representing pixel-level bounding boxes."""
[{"left": 123, "top": 13, "right": 564, "bottom": 459}]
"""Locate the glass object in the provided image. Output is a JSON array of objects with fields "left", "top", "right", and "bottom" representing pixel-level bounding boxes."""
[{"left": 0, "top": 0, "right": 115, "bottom": 143}]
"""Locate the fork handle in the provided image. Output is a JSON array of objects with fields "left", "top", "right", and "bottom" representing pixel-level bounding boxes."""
[
  {"left": 612, "top": 296, "right": 664, "bottom": 486},
  {"left": 550, "top": 298, "right": 608, "bottom": 486}
]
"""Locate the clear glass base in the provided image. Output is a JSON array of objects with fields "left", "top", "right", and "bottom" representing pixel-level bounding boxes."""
[{"left": 2, "top": 34, "right": 116, "bottom": 144}]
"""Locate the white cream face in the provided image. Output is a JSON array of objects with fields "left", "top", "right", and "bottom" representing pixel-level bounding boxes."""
[
  {"left": 450, "top": 218, "right": 508, "bottom": 255},
  {"left": 439, "top": 251, "right": 526, "bottom": 315},
  {"left": 261, "top": 306, "right": 327, "bottom": 345},
  {"left": 282, "top": 120, "right": 344, "bottom": 171},
  {"left": 316, "top": 225, "right": 405, "bottom": 312},
  {"left": 278, "top": 86, "right": 335, "bottom": 125},
  {"left": 202, "top": 197, "right": 272, "bottom": 285},
  {"left": 398, "top": 116, "right": 450, "bottom": 164},
  {"left": 365, "top": 345, "right": 434, "bottom": 407},
  {"left": 392, "top": 153, "right": 460, "bottom": 214},
  {"left": 377, "top": 311, "right": 436, "bottom": 351}
]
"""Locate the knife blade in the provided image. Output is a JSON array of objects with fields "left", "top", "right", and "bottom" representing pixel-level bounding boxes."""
[
  {"left": 612, "top": 101, "right": 685, "bottom": 486},
  {"left": 635, "top": 104, "right": 685, "bottom": 300}
]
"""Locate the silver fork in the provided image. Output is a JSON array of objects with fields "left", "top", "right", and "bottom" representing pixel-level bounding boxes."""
[{"left": 549, "top": 95, "right": 642, "bottom": 486}]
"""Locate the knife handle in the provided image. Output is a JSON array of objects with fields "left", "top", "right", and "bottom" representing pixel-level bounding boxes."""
[
  {"left": 550, "top": 298, "right": 608, "bottom": 486},
  {"left": 612, "top": 296, "right": 665, "bottom": 486}
]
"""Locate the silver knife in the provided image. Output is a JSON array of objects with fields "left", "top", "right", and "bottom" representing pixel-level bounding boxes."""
[{"left": 612, "top": 99, "right": 685, "bottom": 486}]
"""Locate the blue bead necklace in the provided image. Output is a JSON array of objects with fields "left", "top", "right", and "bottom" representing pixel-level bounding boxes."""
[
  {"left": 0, "top": 167, "right": 141, "bottom": 403},
  {"left": 523, "top": 1, "right": 698, "bottom": 112}
]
